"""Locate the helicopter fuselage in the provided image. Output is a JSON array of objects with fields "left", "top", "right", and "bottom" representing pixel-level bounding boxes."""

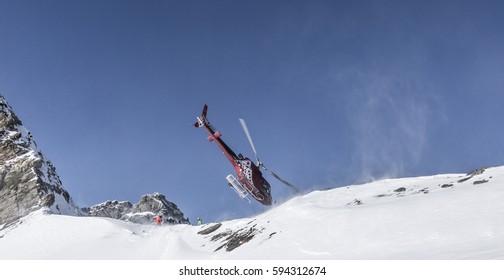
[{"left": 195, "top": 107, "right": 272, "bottom": 206}]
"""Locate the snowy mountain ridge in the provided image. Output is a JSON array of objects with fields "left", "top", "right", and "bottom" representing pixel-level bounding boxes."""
[
  {"left": 0, "top": 95, "right": 190, "bottom": 228},
  {"left": 84, "top": 192, "right": 190, "bottom": 225},
  {"left": 1, "top": 165, "right": 503, "bottom": 259},
  {"left": 0, "top": 95, "right": 82, "bottom": 225}
]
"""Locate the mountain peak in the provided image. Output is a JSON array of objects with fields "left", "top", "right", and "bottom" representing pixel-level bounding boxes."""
[
  {"left": 0, "top": 95, "right": 22, "bottom": 129},
  {"left": 86, "top": 192, "right": 190, "bottom": 225},
  {"left": 0, "top": 95, "right": 81, "bottom": 225}
]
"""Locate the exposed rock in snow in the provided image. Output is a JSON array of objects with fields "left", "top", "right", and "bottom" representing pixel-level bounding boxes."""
[
  {"left": 197, "top": 223, "right": 222, "bottom": 235},
  {"left": 83, "top": 200, "right": 133, "bottom": 219},
  {"left": 85, "top": 193, "right": 189, "bottom": 225},
  {"left": 0, "top": 95, "right": 82, "bottom": 225}
]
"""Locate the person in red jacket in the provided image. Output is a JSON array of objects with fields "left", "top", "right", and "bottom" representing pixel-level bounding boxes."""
[{"left": 155, "top": 215, "right": 162, "bottom": 225}]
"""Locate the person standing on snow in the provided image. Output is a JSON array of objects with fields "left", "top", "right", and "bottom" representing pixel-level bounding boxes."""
[
  {"left": 155, "top": 215, "right": 163, "bottom": 225},
  {"left": 197, "top": 217, "right": 202, "bottom": 225}
]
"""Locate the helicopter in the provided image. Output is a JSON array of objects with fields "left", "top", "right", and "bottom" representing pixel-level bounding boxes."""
[{"left": 194, "top": 104, "right": 299, "bottom": 205}]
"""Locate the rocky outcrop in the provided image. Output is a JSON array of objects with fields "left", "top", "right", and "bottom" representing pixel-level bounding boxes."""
[
  {"left": 83, "top": 200, "right": 133, "bottom": 220},
  {"left": 0, "top": 95, "right": 188, "bottom": 227},
  {"left": 0, "top": 95, "right": 82, "bottom": 225},
  {"left": 85, "top": 193, "right": 189, "bottom": 225}
]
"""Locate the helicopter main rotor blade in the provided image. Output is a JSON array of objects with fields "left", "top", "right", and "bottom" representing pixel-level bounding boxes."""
[
  {"left": 239, "top": 118, "right": 260, "bottom": 163},
  {"left": 239, "top": 118, "right": 299, "bottom": 194},
  {"left": 262, "top": 164, "right": 300, "bottom": 193}
]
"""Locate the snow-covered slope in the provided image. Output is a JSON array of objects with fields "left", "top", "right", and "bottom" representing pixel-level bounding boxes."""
[{"left": 1, "top": 166, "right": 503, "bottom": 259}]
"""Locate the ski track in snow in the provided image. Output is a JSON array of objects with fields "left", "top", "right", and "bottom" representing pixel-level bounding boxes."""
[{"left": 1, "top": 166, "right": 504, "bottom": 259}]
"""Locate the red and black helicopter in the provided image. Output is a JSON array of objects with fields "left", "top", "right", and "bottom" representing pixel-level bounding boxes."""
[{"left": 194, "top": 104, "right": 299, "bottom": 206}]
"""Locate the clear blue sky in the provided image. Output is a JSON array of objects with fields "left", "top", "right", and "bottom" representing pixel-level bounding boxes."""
[{"left": 1, "top": 0, "right": 503, "bottom": 223}]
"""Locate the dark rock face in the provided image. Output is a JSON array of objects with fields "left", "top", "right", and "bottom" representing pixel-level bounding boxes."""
[
  {"left": 458, "top": 167, "right": 487, "bottom": 183},
  {"left": 86, "top": 193, "right": 189, "bottom": 225},
  {"left": 0, "top": 95, "right": 81, "bottom": 225},
  {"left": 212, "top": 223, "right": 264, "bottom": 252},
  {"left": 198, "top": 223, "right": 222, "bottom": 235},
  {"left": 83, "top": 200, "right": 133, "bottom": 220}
]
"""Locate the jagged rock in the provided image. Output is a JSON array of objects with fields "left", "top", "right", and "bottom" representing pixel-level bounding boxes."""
[
  {"left": 40, "top": 194, "right": 55, "bottom": 207},
  {"left": 87, "top": 193, "right": 189, "bottom": 225},
  {"left": 458, "top": 167, "right": 487, "bottom": 183},
  {"left": 415, "top": 187, "right": 429, "bottom": 194},
  {"left": 128, "top": 193, "right": 189, "bottom": 224},
  {"left": 473, "top": 179, "right": 489, "bottom": 185},
  {"left": 198, "top": 223, "right": 222, "bottom": 235},
  {"left": 211, "top": 230, "right": 232, "bottom": 242},
  {"left": 347, "top": 199, "right": 363, "bottom": 206},
  {"left": 467, "top": 167, "right": 486, "bottom": 177},
  {"left": 214, "top": 224, "right": 262, "bottom": 252},
  {"left": 0, "top": 95, "right": 82, "bottom": 225},
  {"left": 84, "top": 200, "right": 133, "bottom": 219},
  {"left": 457, "top": 176, "right": 472, "bottom": 183}
]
